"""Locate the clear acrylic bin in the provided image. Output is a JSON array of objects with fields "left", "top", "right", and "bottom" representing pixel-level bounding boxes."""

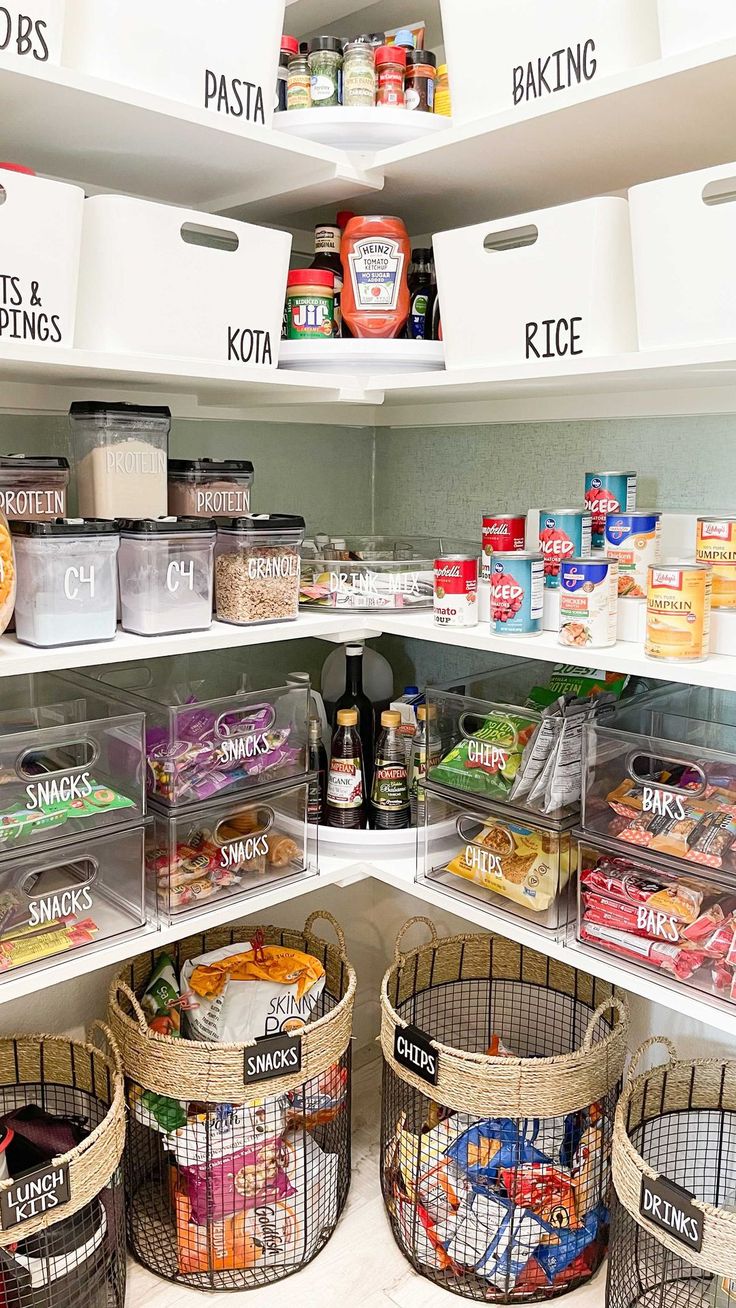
[
  {"left": 0, "top": 672, "right": 145, "bottom": 850},
  {"left": 67, "top": 653, "right": 310, "bottom": 808},
  {"left": 582, "top": 685, "right": 736, "bottom": 877},
  {"left": 118, "top": 517, "right": 216, "bottom": 636},
  {"left": 418, "top": 780, "right": 576, "bottom": 936},
  {"left": 0, "top": 824, "right": 146, "bottom": 980},
  {"left": 300, "top": 535, "right": 475, "bottom": 611},
  {"left": 577, "top": 832, "right": 736, "bottom": 1009},
  {"left": 149, "top": 778, "right": 315, "bottom": 922}
]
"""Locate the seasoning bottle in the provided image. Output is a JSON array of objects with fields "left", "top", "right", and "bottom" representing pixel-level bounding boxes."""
[
  {"left": 372, "top": 710, "right": 410, "bottom": 830},
  {"left": 326, "top": 708, "right": 367, "bottom": 829},
  {"left": 393, "top": 29, "right": 416, "bottom": 50},
  {"left": 343, "top": 40, "right": 376, "bottom": 107},
  {"left": 276, "top": 35, "right": 298, "bottom": 112},
  {"left": 309, "top": 36, "right": 343, "bottom": 108},
  {"left": 310, "top": 223, "right": 344, "bottom": 334},
  {"left": 376, "top": 44, "right": 406, "bottom": 108},
  {"left": 409, "top": 704, "right": 441, "bottom": 826},
  {"left": 406, "top": 247, "right": 435, "bottom": 340},
  {"left": 333, "top": 642, "right": 375, "bottom": 794},
  {"left": 287, "top": 51, "right": 311, "bottom": 110},
  {"left": 307, "top": 717, "right": 328, "bottom": 825},
  {"left": 434, "top": 63, "right": 451, "bottom": 116},
  {"left": 405, "top": 48, "right": 437, "bottom": 112},
  {"left": 341, "top": 214, "right": 411, "bottom": 339}
]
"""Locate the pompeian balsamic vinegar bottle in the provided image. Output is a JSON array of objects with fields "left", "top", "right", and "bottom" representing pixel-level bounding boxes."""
[
  {"left": 332, "top": 643, "right": 375, "bottom": 795},
  {"left": 326, "top": 708, "right": 367, "bottom": 829},
  {"left": 307, "top": 716, "right": 328, "bottom": 825},
  {"left": 372, "top": 709, "right": 410, "bottom": 829}
]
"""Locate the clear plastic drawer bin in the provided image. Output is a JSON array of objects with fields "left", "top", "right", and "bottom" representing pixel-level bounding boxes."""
[
  {"left": 300, "top": 535, "right": 475, "bottom": 611},
  {"left": 149, "top": 778, "right": 316, "bottom": 922},
  {"left": 418, "top": 780, "right": 576, "bottom": 936}
]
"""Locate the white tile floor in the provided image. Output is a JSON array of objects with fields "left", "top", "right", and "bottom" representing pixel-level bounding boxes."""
[{"left": 128, "top": 1059, "right": 607, "bottom": 1308}]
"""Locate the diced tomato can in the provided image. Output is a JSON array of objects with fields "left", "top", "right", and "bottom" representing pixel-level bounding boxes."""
[
  {"left": 491, "top": 551, "right": 544, "bottom": 636},
  {"left": 538, "top": 508, "right": 592, "bottom": 590},
  {"left": 434, "top": 554, "right": 478, "bottom": 628},
  {"left": 584, "top": 471, "right": 637, "bottom": 548},
  {"left": 481, "top": 512, "right": 527, "bottom": 582}
]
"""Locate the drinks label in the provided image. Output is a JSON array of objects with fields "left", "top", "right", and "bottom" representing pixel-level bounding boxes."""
[
  {"left": 348, "top": 238, "right": 405, "bottom": 311},
  {"left": 327, "top": 757, "right": 363, "bottom": 808},
  {"left": 372, "top": 756, "right": 409, "bottom": 812},
  {"left": 639, "top": 1174, "right": 703, "bottom": 1253}
]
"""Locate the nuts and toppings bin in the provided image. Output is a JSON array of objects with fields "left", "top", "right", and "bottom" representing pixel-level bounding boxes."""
[{"left": 215, "top": 514, "right": 305, "bottom": 626}]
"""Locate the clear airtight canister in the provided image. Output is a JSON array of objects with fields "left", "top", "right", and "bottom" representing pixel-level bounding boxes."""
[
  {"left": 69, "top": 401, "right": 170, "bottom": 520},
  {"left": 118, "top": 517, "right": 216, "bottom": 636},
  {"left": 215, "top": 514, "right": 305, "bottom": 626},
  {"left": 11, "top": 518, "right": 119, "bottom": 647}
]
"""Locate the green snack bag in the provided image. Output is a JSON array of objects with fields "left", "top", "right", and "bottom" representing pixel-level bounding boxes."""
[
  {"left": 429, "top": 711, "right": 538, "bottom": 800},
  {"left": 141, "top": 1090, "right": 187, "bottom": 1132},
  {"left": 141, "top": 952, "right": 182, "bottom": 1038},
  {"left": 527, "top": 665, "right": 629, "bottom": 710}
]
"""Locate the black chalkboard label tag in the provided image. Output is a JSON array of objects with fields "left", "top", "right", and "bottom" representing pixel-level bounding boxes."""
[
  {"left": 394, "top": 1024, "right": 438, "bottom": 1085},
  {"left": 639, "top": 1173, "right": 704, "bottom": 1252},
  {"left": 0, "top": 1161, "right": 71, "bottom": 1230},
  {"left": 244, "top": 1032, "right": 302, "bottom": 1085}
]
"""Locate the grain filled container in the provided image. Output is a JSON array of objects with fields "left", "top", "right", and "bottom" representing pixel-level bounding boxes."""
[
  {"left": 215, "top": 515, "right": 305, "bottom": 626},
  {"left": 68, "top": 403, "right": 170, "bottom": 520},
  {"left": 118, "top": 518, "right": 216, "bottom": 637},
  {"left": 11, "top": 519, "right": 119, "bottom": 647}
]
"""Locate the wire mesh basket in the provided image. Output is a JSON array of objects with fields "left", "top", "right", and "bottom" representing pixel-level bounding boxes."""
[
  {"left": 609, "top": 1038, "right": 736, "bottom": 1308},
  {"left": 380, "top": 917, "right": 630, "bottom": 1302},
  {"left": 0, "top": 1029, "right": 126, "bottom": 1308},
  {"left": 109, "top": 911, "right": 355, "bottom": 1291}
]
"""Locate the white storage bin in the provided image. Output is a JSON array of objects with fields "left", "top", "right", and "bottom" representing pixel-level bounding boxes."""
[
  {"left": 0, "top": 1, "right": 64, "bottom": 67},
  {"left": 74, "top": 196, "right": 291, "bottom": 368},
  {"left": 439, "top": 0, "right": 660, "bottom": 124},
  {"left": 630, "top": 161, "right": 736, "bottom": 351},
  {"left": 0, "top": 167, "right": 83, "bottom": 349},
  {"left": 62, "top": 0, "right": 285, "bottom": 129},
  {"left": 434, "top": 197, "right": 638, "bottom": 371},
  {"left": 657, "top": 0, "right": 736, "bottom": 57}
]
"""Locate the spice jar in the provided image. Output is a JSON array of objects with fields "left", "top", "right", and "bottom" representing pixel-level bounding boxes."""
[
  {"left": 168, "top": 459, "right": 254, "bottom": 517},
  {"left": 309, "top": 36, "right": 342, "bottom": 108},
  {"left": 405, "top": 48, "right": 437, "bottom": 112},
  {"left": 376, "top": 44, "right": 406, "bottom": 107},
  {"left": 276, "top": 34, "right": 298, "bottom": 112},
  {"left": 69, "top": 401, "right": 170, "bottom": 520},
  {"left": 0, "top": 455, "right": 70, "bottom": 520},
  {"left": 287, "top": 52, "right": 311, "bottom": 109},
  {"left": 343, "top": 41, "right": 376, "bottom": 107},
  {"left": 118, "top": 517, "right": 216, "bottom": 636},
  {"left": 11, "top": 518, "right": 119, "bottom": 648},
  {"left": 215, "top": 514, "right": 305, "bottom": 626},
  {"left": 434, "top": 63, "right": 451, "bottom": 115},
  {"left": 283, "top": 269, "right": 334, "bottom": 340}
]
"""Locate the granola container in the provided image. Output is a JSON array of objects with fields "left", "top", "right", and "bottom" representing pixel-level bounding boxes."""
[
  {"left": 167, "top": 458, "right": 254, "bottom": 519},
  {"left": 0, "top": 454, "right": 70, "bottom": 520},
  {"left": 214, "top": 514, "right": 305, "bottom": 626}
]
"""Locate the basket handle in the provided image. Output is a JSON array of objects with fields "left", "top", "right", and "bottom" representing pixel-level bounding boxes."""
[
  {"left": 627, "top": 1037, "right": 678, "bottom": 1084},
  {"left": 304, "top": 910, "right": 348, "bottom": 963},
  {"left": 86, "top": 1020, "right": 124, "bottom": 1078},
  {"left": 394, "top": 916, "right": 440, "bottom": 965},
  {"left": 110, "top": 978, "right": 149, "bottom": 1038},
  {"left": 581, "top": 996, "right": 629, "bottom": 1052}
]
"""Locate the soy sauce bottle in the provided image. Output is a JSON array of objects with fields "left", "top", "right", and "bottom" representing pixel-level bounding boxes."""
[
  {"left": 326, "top": 708, "right": 367, "bottom": 829},
  {"left": 372, "top": 710, "right": 410, "bottom": 829},
  {"left": 307, "top": 717, "right": 328, "bottom": 825}
]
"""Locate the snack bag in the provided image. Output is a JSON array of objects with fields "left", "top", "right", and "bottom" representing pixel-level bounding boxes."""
[
  {"left": 532, "top": 1202, "right": 608, "bottom": 1284},
  {"left": 176, "top": 1192, "right": 260, "bottom": 1273},
  {"left": 166, "top": 1098, "right": 289, "bottom": 1168},
  {"left": 179, "top": 1137, "right": 293, "bottom": 1224},
  {"left": 446, "top": 818, "right": 569, "bottom": 913},
  {"left": 287, "top": 1062, "right": 348, "bottom": 1129},
  {"left": 181, "top": 935, "right": 326, "bottom": 1043},
  {"left": 447, "top": 1119, "right": 552, "bottom": 1190},
  {"left": 429, "top": 712, "right": 538, "bottom": 801},
  {"left": 500, "top": 1163, "right": 580, "bottom": 1230},
  {"left": 141, "top": 952, "right": 182, "bottom": 1037},
  {"left": 445, "top": 1191, "right": 551, "bottom": 1287}
]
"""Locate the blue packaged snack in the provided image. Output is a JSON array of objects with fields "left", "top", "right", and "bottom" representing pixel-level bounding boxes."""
[
  {"left": 534, "top": 1202, "right": 608, "bottom": 1282},
  {"left": 447, "top": 1118, "right": 552, "bottom": 1190},
  {"left": 445, "top": 1190, "right": 552, "bottom": 1288}
]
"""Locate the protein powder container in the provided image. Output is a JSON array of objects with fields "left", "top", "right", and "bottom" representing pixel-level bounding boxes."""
[{"left": 168, "top": 459, "right": 254, "bottom": 518}]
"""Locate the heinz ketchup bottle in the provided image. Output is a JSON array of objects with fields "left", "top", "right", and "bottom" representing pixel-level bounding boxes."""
[{"left": 340, "top": 215, "right": 411, "bottom": 338}]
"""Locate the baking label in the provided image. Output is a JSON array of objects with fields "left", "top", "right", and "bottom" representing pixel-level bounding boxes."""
[
  {"left": 348, "top": 238, "right": 405, "bottom": 311},
  {"left": 639, "top": 1174, "right": 703, "bottom": 1253},
  {"left": 394, "top": 1024, "right": 438, "bottom": 1085},
  {"left": 0, "top": 1161, "right": 70, "bottom": 1228},
  {"left": 244, "top": 1032, "right": 302, "bottom": 1085},
  {"left": 513, "top": 39, "right": 597, "bottom": 105}
]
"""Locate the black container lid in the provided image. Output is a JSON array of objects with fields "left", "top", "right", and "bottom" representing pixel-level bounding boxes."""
[
  {"left": 0, "top": 454, "right": 70, "bottom": 470},
  {"left": 10, "top": 517, "right": 118, "bottom": 536},
  {"left": 217, "top": 513, "right": 306, "bottom": 532},
  {"left": 168, "top": 458, "right": 254, "bottom": 477},
  {"left": 407, "top": 48, "right": 437, "bottom": 67},
  {"left": 118, "top": 516, "right": 216, "bottom": 534},
  {"left": 411, "top": 247, "right": 433, "bottom": 260},
  {"left": 309, "top": 34, "right": 343, "bottom": 53},
  {"left": 69, "top": 401, "right": 171, "bottom": 420}
]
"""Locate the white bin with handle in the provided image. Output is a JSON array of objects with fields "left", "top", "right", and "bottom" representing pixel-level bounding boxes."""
[
  {"left": 0, "top": 1, "right": 65, "bottom": 68},
  {"left": 74, "top": 196, "right": 291, "bottom": 369},
  {"left": 62, "top": 0, "right": 285, "bottom": 129},
  {"left": 657, "top": 0, "right": 736, "bottom": 57},
  {"left": 630, "top": 160, "right": 736, "bottom": 351},
  {"left": 0, "top": 166, "right": 84, "bottom": 351},
  {"left": 434, "top": 197, "right": 638, "bottom": 371},
  {"left": 439, "top": 0, "right": 660, "bottom": 124}
]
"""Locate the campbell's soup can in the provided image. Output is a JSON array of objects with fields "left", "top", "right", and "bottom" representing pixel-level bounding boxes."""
[
  {"left": 559, "top": 558, "right": 618, "bottom": 649},
  {"left": 646, "top": 562, "right": 712, "bottom": 662},
  {"left": 696, "top": 517, "right": 736, "bottom": 610},
  {"left": 605, "top": 512, "right": 661, "bottom": 599},
  {"left": 491, "top": 551, "right": 544, "bottom": 636},
  {"left": 434, "top": 554, "right": 478, "bottom": 628},
  {"left": 538, "top": 508, "right": 592, "bottom": 590},
  {"left": 584, "top": 471, "right": 637, "bottom": 548},
  {"left": 481, "top": 512, "right": 526, "bottom": 582}
]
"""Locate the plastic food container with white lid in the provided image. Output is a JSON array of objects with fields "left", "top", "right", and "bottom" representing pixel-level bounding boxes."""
[
  {"left": 11, "top": 518, "right": 119, "bottom": 647},
  {"left": 168, "top": 458, "right": 254, "bottom": 518},
  {"left": 215, "top": 514, "right": 305, "bottom": 626},
  {"left": 0, "top": 455, "right": 70, "bottom": 520},
  {"left": 69, "top": 401, "right": 170, "bottom": 520},
  {"left": 118, "top": 517, "right": 216, "bottom": 637}
]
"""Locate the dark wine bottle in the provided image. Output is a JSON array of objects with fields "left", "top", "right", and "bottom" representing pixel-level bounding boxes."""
[
  {"left": 326, "top": 708, "right": 367, "bottom": 829},
  {"left": 332, "top": 643, "right": 375, "bottom": 796},
  {"left": 306, "top": 717, "right": 328, "bottom": 825}
]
